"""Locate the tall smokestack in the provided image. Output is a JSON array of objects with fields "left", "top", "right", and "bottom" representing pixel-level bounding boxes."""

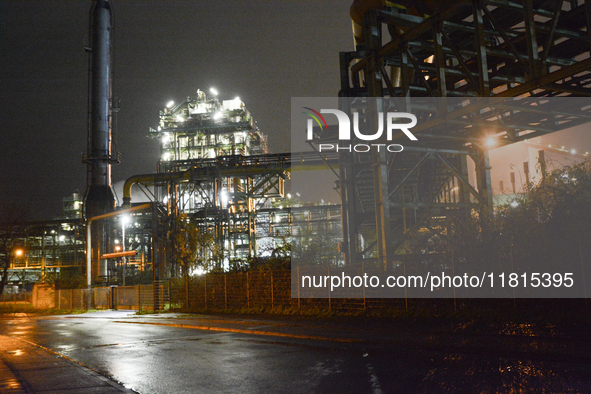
[{"left": 85, "top": 0, "right": 117, "bottom": 282}]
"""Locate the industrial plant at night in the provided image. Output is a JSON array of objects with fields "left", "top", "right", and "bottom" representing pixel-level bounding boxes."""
[
  {"left": 3, "top": 0, "right": 591, "bottom": 299},
  {"left": 3, "top": 1, "right": 591, "bottom": 393}
]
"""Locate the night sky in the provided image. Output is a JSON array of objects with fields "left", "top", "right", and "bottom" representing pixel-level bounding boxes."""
[{"left": 0, "top": 0, "right": 351, "bottom": 220}]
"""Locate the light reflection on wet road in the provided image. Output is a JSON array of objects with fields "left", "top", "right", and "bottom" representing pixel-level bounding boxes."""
[{"left": 1, "top": 311, "right": 590, "bottom": 393}]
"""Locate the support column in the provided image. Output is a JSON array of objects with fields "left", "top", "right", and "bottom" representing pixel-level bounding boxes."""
[
  {"left": 475, "top": 150, "right": 493, "bottom": 211},
  {"left": 472, "top": 0, "right": 490, "bottom": 96},
  {"left": 338, "top": 52, "right": 360, "bottom": 268},
  {"left": 152, "top": 202, "right": 161, "bottom": 311},
  {"left": 364, "top": 10, "right": 394, "bottom": 271}
]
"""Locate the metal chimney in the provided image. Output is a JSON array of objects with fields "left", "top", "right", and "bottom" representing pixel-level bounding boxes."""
[{"left": 84, "top": 0, "right": 118, "bottom": 283}]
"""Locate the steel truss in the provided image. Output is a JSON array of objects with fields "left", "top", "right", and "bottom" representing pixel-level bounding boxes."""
[{"left": 335, "top": 0, "right": 591, "bottom": 269}]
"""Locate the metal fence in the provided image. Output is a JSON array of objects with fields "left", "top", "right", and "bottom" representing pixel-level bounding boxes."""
[
  {"left": 31, "top": 270, "right": 411, "bottom": 313},
  {"left": 48, "top": 283, "right": 169, "bottom": 312},
  {"left": 168, "top": 270, "right": 408, "bottom": 314},
  {"left": 0, "top": 291, "right": 32, "bottom": 308}
]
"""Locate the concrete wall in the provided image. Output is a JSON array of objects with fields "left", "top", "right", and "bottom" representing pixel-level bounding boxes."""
[{"left": 32, "top": 284, "right": 55, "bottom": 309}]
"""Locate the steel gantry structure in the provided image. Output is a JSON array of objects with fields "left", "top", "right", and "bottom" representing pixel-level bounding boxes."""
[{"left": 327, "top": 0, "right": 591, "bottom": 269}]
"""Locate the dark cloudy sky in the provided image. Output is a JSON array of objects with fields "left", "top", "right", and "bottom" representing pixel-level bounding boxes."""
[{"left": 0, "top": 0, "right": 351, "bottom": 220}]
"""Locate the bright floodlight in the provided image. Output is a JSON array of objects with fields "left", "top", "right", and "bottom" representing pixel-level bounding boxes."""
[
  {"left": 194, "top": 267, "right": 205, "bottom": 276},
  {"left": 14, "top": 249, "right": 23, "bottom": 257},
  {"left": 121, "top": 215, "right": 130, "bottom": 225},
  {"left": 486, "top": 138, "right": 496, "bottom": 147},
  {"left": 166, "top": 100, "right": 175, "bottom": 108},
  {"left": 210, "top": 87, "right": 218, "bottom": 96}
]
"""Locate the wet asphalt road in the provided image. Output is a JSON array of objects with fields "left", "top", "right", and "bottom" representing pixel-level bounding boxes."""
[{"left": 1, "top": 311, "right": 591, "bottom": 393}]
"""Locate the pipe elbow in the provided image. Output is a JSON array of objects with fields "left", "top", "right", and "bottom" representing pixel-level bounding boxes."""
[
  {"left": 350, "top": 0, "right": 386, "bottom": 47},
  {"left": 123, "top": 174, "right": 154, "bottom": 208}
]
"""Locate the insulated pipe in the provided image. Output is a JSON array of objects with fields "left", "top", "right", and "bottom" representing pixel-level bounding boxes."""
[
  {"left": 350, "top": 0, "right": 442, "bottom": 88},
  {"left": 122, "top": 162, "right": 292, "bottom": 207},
  {"left": 122, "top": 172, "right": 189, "bottom": 208},
  {"left": 350, "top": 0, "right": 386, "bottom": 48}
]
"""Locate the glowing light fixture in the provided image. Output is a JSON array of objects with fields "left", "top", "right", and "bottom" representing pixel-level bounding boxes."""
[
  {"left": 166, "top": 100, "right": 175, "bottom": 108},
  {"left": 210, "top": 87, "right": 218, "bottom": 96},
  {"left": 486, "top": 138, "right": 496, "bottom": 147},
  {"left": 194, "top": 267, "right": 205, "bottom": 276},
  {"left": 14, "top": 249, "right": 24, "bottom": 257}
]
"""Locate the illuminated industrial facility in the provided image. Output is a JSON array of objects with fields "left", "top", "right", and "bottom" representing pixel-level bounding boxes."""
[{"left": 3, "top": 0, "right": 591, "bottom": 302}]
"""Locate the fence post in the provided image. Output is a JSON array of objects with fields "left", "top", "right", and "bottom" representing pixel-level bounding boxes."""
[
  {"left": 224, "top": 275, "right": 228, "bottom": 310},
  {"left": 271, "top": 272, "right": 274, "bottom": 309},
  {"left": 297, "top": 266, "right": 301, "bottom": 310},
  {"left": 185, "top": 276, "right": 190, "bottom": 310},
  {"left": 402, "top": 263, "right": 407, "bottom": 311},
  {"left": 204, "top": 274, "right": 207, "bottom": 310},
  {"left": 167, "top": 279, "right": 171, "bottom": 311},
  {"left": 362, "top": 261, "right": 366, "bottom": 310},
  {"left": 246, "top": 272, "right": 250, "bottom": 309},
  {"left": 327, "top": 265, "right": 331, "bottom": 312},
  {"left": 58, "top": 289, "right": 61, "bottom": 310}
]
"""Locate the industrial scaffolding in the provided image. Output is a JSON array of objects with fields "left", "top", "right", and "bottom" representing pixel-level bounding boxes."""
[
  {"left": 137, "top": 91, "right": 288, "bottom": 269},
  {"left": 326, "top": 0, "right": 591, "bottom": 269}
]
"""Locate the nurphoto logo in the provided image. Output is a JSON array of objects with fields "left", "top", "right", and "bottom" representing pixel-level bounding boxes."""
[{"left": 303, "top": 107, "right": 418, "bottom": 152}]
